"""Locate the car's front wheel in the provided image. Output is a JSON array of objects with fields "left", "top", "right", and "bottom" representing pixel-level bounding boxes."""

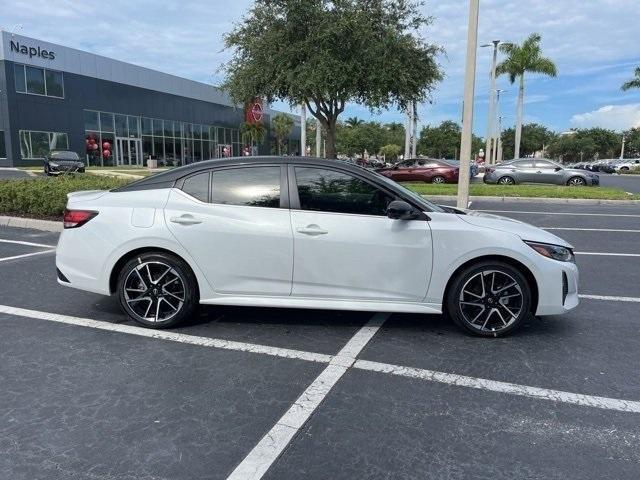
[
  {"left": 446, "top": 261, "right": 532, "bottom": 337},
  {"left": 117, "top": 252, "right": 199, "bottom": 328},
  {"left": 498, "top": 176, "right": 515, "bottom": 185},
  {"left": 431, "top": 175, "right": 446, "bottom": 184}
]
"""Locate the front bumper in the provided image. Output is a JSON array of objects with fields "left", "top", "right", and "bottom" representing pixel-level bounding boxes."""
[
  {"left": 535, "top": 260, "right": 579, "bottom": 316},
  {"left": 48, "top": 164, "right": 85, "bottom": 174}
]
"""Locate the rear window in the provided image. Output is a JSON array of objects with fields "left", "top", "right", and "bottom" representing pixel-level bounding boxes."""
[
  {"left": 211, "top": 166, "right": 281, "bottom": 208},
  {"left": 50, "top": 151, "right": 79, "bottom": 161}
]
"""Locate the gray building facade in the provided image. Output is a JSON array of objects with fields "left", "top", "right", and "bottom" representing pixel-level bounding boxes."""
[{"left": 0, "top": 31, "right": 300, "bottom": 168}]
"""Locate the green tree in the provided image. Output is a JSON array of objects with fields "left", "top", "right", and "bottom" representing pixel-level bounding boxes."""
[
  {"left": 337, "top": 121, "right": 386, "bottom": 157},
  {"left": 382, "top": 122, "right": 405, "bottom": 148},
  {"left": 623, "top": 128, "right": 640, "bottom": 158},
  {"left": 500, "top": 123, "right": 556, "bottom": 160},
  {"left": 547, "top": 133, "right": 597, "bottom": 163},
  {"left": 345, "top": 117, "right": 365, "bottom": 127},
  {"left": 496, "top": 33, "right": 558, "bottom": 159},
  {"left": 418, "top": 121, "right": 482, "bottom": 159},
  {"left": 621, "top": 67, "right": 640, "bottom": 91},
  {"left": 271, "top": 113, "right": 295, "bottom": 155},
  {"left": 222, "top": 0, "right": 442, "bottom": 158},
  {"left": 379, "top": 144, "right": 402, "bottom": 161},
  {"left": 240, "top": 122, "right": 266, "bottom": 150}
]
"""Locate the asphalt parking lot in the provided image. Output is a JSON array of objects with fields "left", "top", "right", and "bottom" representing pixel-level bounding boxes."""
[{"left": 1, "top": 200, "right": 639, "bottom": 479}]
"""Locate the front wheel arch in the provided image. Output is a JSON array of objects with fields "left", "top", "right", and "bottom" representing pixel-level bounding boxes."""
[
  {"left": 442, "top": 255, "right": 538, "bottom": 317},
  {"left": 109, "top": 247, "right": 199, "bottom": 295}
]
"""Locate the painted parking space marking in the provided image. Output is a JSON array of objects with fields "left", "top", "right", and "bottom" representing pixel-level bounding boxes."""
[
  {"left": 575, "top": 252, "right": 640, "bottom": 257},
  {"left": 579, "top": 294, "right": 640, "bottom": 303},
  {"left": 543, "top": 227, "right": 640, "bottom": 233},
  {"left": 354, "top": 360, "right": 640, "bottom": 414},
  {"left": 0, "top": 304, "right": 332, "bottom": 364},
  {"left": 226, "top": 313, "right": 389, "bottom": 480},
  {"left": 0, "top": 238, "right": 57, "bottom": 248},
  {"left": 0, "top": 249, "right": 55, "bottom": 263},
  {"left": 480, "top": 210, "right": 640, "bottom": 218}
]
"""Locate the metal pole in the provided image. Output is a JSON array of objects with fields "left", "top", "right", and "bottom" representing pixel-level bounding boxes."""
[
  {"left": 404, "top": 104, "right": 412, "bottom": 160},
  {"left": 497, "top": 116, "right": 503, "bottom": 162},
  {"left": 457, "top": 0, "right": 480, "bottom": 209},
  {"left": 492, "top": 89, "right": 503, "bottom": 164},
  {"left": 484, "top": 40, "right": 500, "bottom": 165},
  {"left": 300, "top": 104, "right": 307, "bottom": 156},
  {"left": 411, "top": 101, "right": 418, "bottom": 158},
  {"left": 316, "top": 119, "right": 322, "bottom": 157},
  {"left": 620, "top": 134, "right": 626, "bottom": 160}
]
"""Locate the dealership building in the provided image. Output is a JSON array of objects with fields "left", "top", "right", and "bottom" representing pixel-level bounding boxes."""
[{"left": 0, "top": 31, "right": 301, "bottom": 168}]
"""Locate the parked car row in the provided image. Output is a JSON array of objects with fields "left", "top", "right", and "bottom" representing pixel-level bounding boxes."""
[
  {"left": 567, "top": 158, "right": 640, "bottom": 173},
  {"left": 374, "top": 158, "right": 478, "bottom": 184},
  {"left": 483, "top": 158, "right": 599, "bottom": 186}
]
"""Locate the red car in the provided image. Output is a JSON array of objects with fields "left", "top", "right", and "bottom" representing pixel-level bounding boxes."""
[{"left": 376, "top": 158, "right": 459, "bottom": 184}]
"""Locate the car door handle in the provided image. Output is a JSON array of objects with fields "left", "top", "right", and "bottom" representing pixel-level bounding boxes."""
[
  {"left": 297, "top": 225, "right": 328, "bottom": 236},
  {"left": 170, "top": 214, "right": 202, "bottom": 225}
]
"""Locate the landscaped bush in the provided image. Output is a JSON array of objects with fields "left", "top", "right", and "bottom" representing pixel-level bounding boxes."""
[
  {"left": 0, "top": 175, "right": 130, "bottom": 219},
  {"left": 619, "top": 168, "right": 640, "bottom": 175}
]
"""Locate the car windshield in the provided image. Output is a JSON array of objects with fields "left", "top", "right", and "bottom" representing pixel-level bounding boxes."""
[
  {"left": 369, "top": 170, "right": 445, "bottom": 213},
  {"left": 50, "top": 151, "right": 80, "bottom": 161}
]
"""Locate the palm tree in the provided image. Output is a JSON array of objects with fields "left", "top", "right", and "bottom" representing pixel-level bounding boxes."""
[
  {"left": 496, "top": 33, "right": 557, "bottom": 159},
  {"left": 240, "top": 122, "right": 266, "bottom": 153},
  {"left": 622, "top": 67, "right": 640, "bottom": 91},
  {"left": 345, "top": 117, "right": 364, "bottom": 128},
  {"left": 271, "top": 113, "right": 294, "bottom": 155}
]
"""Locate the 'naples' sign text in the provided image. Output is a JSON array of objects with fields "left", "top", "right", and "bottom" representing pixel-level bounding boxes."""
[{"left": 10, "top": 41, "right": 55, "bottom": 60}]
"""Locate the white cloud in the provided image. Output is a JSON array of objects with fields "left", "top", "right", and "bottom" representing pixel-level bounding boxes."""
[{"left": 570, "top": 104, "right": 640, "bottom": 130}]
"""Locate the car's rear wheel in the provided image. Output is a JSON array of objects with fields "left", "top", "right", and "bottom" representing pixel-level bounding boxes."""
[
  {"left": 497, "top": 176, "right": 515, "bottom": 185},
  {"left": 567, "top": 176, "right": 586, "bottom": 186},
  {"left": 431, "top": 176, "right": 446, "bottom": 184},
  {"left": 446, "top": 261, "right": 531, "bottom": 337},
  {"left": 117, "top": 252, "right": 199, "bottom": 328}
]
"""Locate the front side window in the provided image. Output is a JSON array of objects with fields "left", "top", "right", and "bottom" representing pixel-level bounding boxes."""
[
  {"left": 295, "top": 167, "right": 393, "bottom": 216},
  {"left": 182, "top": 172, "right": 210, "bottom": 202},
  {"left": 512, "top": 160, "right": 535, "bottom": 168},
  {"left": 211, "top": 167, "right": 280, "bottom": 208},
  {"left": 536, "top": 160, "right": 558, "bottom": 170}
]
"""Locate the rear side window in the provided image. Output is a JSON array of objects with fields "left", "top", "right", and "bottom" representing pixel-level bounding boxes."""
[
  {"left": 181, "top": 172, "right": 210, "bottom": 202},
  {"left": 295, "top": 167, "right": 393, "bottom": 216},
  {"left": 211, "top": 166, "right": 280, "bottom": 208}
]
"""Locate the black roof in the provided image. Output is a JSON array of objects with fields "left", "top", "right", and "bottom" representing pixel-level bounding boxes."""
[{"left": 113, "top": 156, "right": 372, "bottom": 192}]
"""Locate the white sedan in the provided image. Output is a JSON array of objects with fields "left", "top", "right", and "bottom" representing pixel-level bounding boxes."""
[{"left": 56, "top": 157, "right": 579, "bottom": 337}]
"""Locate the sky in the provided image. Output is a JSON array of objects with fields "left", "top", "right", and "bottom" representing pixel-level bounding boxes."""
[{"left": 2, "top": 0, "right": 640, "bottom": 136}]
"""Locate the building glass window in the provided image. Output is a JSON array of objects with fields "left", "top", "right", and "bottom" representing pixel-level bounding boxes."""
[
  {"left": 45, "top": 70, "right": 64, "bottom": 97},
  {"left": 164, "top": 137, "right": 175, "bottom": 165},
  {"left": 174, "top": 137, "right": 183, "bottom": 164},
  {"left": 19, "top": 130, "right": 69, "bottom": 159},
  {"left": 153, "top": 119, "right": 163, "bottom": 136},
  {"left": 84, "top": 110, "right": 99, "bottom": 131},
  {"left": 153, "top": 136, "right": 164, "bottom": 159},
  {"left": 100, "top": 112, "right": 114, "bottom": 133},
  {"left": 163, "top": 120, "right": 173, "bottom": 138},
  {"left": 0, "top": 131, "right": 6, "bottom": 158},
  {"left": 115, "top": 114, "right": 127, "bottom": 137},
  {"left": 25, "top": 66, "right": 45, "bottom": 95},
  {"left": 142, "top": 136, "right": 153, "bottom": 161},
  {"left": 101, "top": 134, "right": 115, "bottom": 167},
  {"left": 14, "top": 64, "right": 26, "bottom": 92},
  {"left": 128, "top": 116, "right": 140, "bottom": 138},
  {"left": 142, "top": 118, "right": 153, "bottom": 136}
]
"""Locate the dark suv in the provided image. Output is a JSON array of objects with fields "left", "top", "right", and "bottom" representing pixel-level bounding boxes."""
[{"left": 44, "top": 151, "right": 85, "bottom": 176}]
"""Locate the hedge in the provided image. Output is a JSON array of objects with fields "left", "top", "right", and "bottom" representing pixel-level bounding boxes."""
[{"left": 0, "top": 175, "right": 130, "bottom": 219}]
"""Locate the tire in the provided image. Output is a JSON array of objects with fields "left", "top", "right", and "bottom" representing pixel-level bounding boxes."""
[
  {"left": 620, "top": 166, "right": 629, "bottom": 171},
  {"left": 446, "top": 260, "right": 532, "bottom": 337},
  {"left": 431, "top": 176, "right": 446, "bottom": 184},
  {"left": 116, "top": 251, "right": 199, "bottom": 329},
  {"left": 567, "top": 176, "right": 586, "bottom": 186},
  {"left": 498, "top": 176, "right": 515, "bottom": 185}
]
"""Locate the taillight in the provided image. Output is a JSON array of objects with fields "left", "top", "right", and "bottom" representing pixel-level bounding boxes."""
[{"left": 63, "top": 209, "right": 98, "bottom": 229}]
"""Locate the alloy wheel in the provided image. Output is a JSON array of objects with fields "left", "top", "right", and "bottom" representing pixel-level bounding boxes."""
[
  {"left": 498, "top": 176, "right": 514, "bottom": 185},
  {"left": 568, "top": 177, "right": 586, "bottom": 186},
  {"left": 123, "top": 261, "right": 186, "bottom": 323},
  {"left": 458, "top": 269, "right": 523, "bottom": 334},
  {"left": 432, "top": 176, "right": 446, "bottom": 184}
]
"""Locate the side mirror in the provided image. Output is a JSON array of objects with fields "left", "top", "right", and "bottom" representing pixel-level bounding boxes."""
[
  {"left": 387, "top": 200, "right": 419, "bottom": 220},
  {"left": 555, "top": 167, "right": 563, "bottom": 171}
]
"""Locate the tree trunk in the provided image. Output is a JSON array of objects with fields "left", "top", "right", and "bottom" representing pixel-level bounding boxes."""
[
  {"left": 514, "top": 75, "right": 525, "bottom": 159},
  {"left": 324, "top": 117, "right": 338, "bottom": 158}
]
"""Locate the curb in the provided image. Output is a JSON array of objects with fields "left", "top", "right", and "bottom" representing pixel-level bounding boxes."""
[
  {"left": 422, "top": 195, "right": 640, "bottom": 206},
  {"left": 0, "top": 216, "right": 62, "bottom": 232}
]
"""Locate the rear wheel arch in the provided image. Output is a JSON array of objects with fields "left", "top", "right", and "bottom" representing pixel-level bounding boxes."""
[
  {"left": 109, "top": 247, "right": 199, "bottom": 295},
  {"left": 442, "top": 255, "right": 539, "bottom": 316}
]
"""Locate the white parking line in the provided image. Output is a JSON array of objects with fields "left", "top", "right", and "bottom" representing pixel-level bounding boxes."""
[
  {"left": 0, "top": 238, "right": 57, "bottom": 248},
  {"left": 544, "top": 227, "right": 640, "bottom": 233},
  {"left": 480, "top": 210, "right": 640, "bottom": 218},
  {"left": 579, "top": 294, "right": 640, "bottom": 303},
  {"left": 0, "top": 249, "right": 55, "bottom": 263},
  {"left": 575, "top": 252, "right": 640, "bottom": 257},
  {"left": 226, "top": 313, "right": 389, "bottom": 480},
  {"left": 354, "top": 360, "right": 640, "bottom": 414},
  {"left": 0, "top": 304, "right": 332, "bottom": 364}
]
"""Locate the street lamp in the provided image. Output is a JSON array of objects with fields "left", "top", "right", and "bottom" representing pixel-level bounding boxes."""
[
  {"left": 481, "top": 40, "right": 511, "bottom": 165},
  {"left": 457, "top": 0, "right": 480, "bottom": 209},
  {"left": 492, "top": 89, "right": 505, "bottom": 164}
]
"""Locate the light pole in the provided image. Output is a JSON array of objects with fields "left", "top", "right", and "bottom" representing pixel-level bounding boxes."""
[
  {"left": 496, "top": 115, "right": 504, "bottom": 162},
  {"left": 481, "top": 40, "right": 511, "bottom": 164},
  {"left": 411, "top": 101, "right": 418, "bottom": 158},
  {"left": 492, "top": 89, "right": 504, "bottom": 164},
  {"left": 300, "top": 104, "right": 307, "bottom": 156},
  {"left": 404, "top": 103, "right": 413, "bottom": 160},
  {"left": 457, "top": 0, "right": 480, "bottom": 209},
  {"left": 620, "top": 134, "right": 626, "bottom": 160}
]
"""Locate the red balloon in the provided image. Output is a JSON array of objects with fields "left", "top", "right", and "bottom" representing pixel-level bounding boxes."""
[
  {"left": 102, "top": 142, "right": 111, "bottom": 149},
  {"left": 102, "top": 149, "right": 111, "bottom": 158}
]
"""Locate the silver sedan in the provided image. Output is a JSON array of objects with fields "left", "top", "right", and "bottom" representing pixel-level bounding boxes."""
[{"left": 483, "top": 158, "right": 600, "bottom": 186}]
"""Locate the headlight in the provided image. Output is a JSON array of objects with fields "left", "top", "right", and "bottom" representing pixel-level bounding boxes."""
[{"left": 525, "top": 241, "right": 574, "bottom": 262}]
